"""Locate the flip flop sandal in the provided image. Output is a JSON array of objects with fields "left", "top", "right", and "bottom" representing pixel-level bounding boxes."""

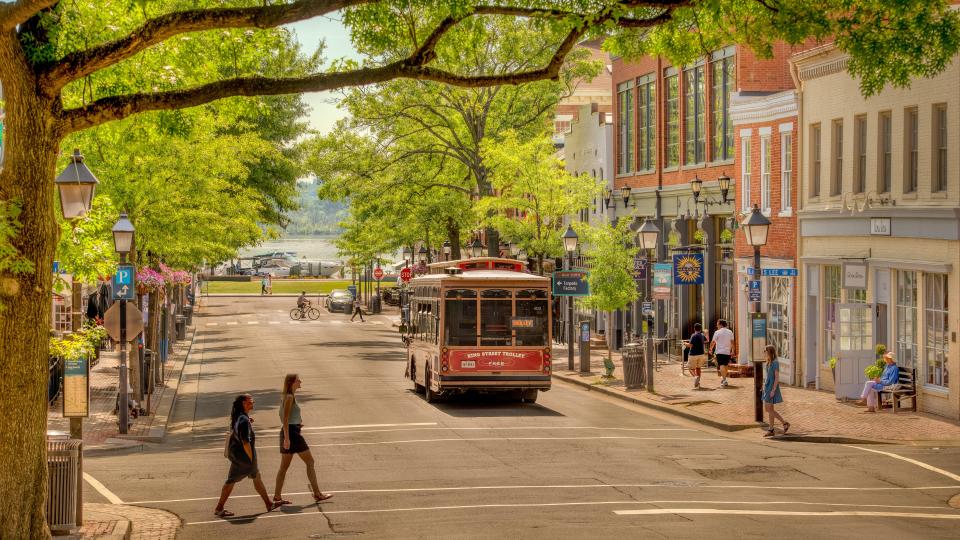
[
  {"left": 783, "top": 423, "right": 791, "bottom": 434},
  {"left": 313, "top": 492, "right": 334, "bottom": 503},
  {"left": 273, "top": 497, "right": 292, "bottom": 505},
  {"left": 213, "top": 509, "right": 235, "bottom": 517},
  {"left": 762, "top": 430, "right": 775, "bottom": 438},
  {"left": 268, "top": 501, "right": 285, "bottom": 511}
]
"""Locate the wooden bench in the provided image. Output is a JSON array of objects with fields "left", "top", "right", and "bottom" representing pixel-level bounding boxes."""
[{"left": 878, "top": 367, "right": 917, "bottom": 413}]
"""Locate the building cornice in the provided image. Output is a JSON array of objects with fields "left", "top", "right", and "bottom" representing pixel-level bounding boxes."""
[{"left": 730, "top": 90, "right": 798, "bottom": 126}]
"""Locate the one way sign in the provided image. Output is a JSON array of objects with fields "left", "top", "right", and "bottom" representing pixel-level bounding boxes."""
[{"left": 113, "top": 263, "right": 136, "bottom": 300}]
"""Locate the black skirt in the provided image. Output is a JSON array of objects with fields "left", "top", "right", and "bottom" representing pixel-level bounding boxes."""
[
  {"left": 226, "top": 458, "right": 258, "bottom": 484},
  {"left": 280, "top": 424, "right": 309, "bottom": 454}
]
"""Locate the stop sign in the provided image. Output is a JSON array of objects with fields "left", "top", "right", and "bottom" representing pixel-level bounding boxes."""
[
  {"left": 400, "top": 267, "right": 412, "bottom": 282},
  {"left": 373, "top": 267, "right": 384, "bottom": 280}
]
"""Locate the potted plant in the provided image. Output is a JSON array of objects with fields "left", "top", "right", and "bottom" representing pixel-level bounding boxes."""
[{"left": 828, "top": 356, "right": 838, "bottom": 381}]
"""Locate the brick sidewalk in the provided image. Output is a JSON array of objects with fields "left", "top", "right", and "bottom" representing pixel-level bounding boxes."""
[
  {"left": 48, "top": 329, "right": 194, "bottom": 448},
  {"left": 552, "top": 343, "right": 960, "bottom": 443},
  {"left": 79, "top": 503, "right": 181, "bottom": 539}
]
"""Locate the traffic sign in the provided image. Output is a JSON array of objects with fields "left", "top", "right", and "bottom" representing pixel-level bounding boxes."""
[
  {"left": 399, "top": 267, "right": 413, "bottom": 283},
  {"left": 103, "top": 302, "right": 144, "bottom": 342},
  {"left": 373, "top": 267, "right": 384, "bottom": 280},
  {"left": 552, "top": 270, "right": 589, "bottom": 297},
  {"left": 747, "top": 267, "right": 798, "bottom": 277},
  {"left": 748, "top": 280, "right": 762, "bottom": 302},
  {"left": 641, "top": 301, "right": 653, "bottom": 312},
  {"left": 113, "top": 263, "right": 136, "bottom": 300}
]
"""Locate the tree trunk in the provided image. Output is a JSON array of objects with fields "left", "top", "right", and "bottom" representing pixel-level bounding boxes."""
[
  {"left": 446, "top": 217, "right": 461, "bottom": 260},
  {"left": 0, "top": 32, "right": 62, "bottom": 539}
]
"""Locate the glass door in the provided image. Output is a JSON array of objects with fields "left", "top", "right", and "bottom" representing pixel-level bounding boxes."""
[{"left": 835, "top": 303, "right": 874, "bottom": 399}]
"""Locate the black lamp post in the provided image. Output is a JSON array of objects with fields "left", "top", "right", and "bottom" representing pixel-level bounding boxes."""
[
  {"left": 470, "top": 238, "right": 484, "bottom": 258},
  {"left": 742, "top": 204, "right": 771, "bottom": 423},
  {"left": 562, "top": 225, "right": 579, "bottom": 371},
  {"left": 112, "top": 213, "right": 135, "bottom": 434},
  {"left": 637, "top": 219, "right": 660, "bottom": 392},
  {"left": 418, "top": 245, "right": 428, "bottom": 265},
  {"left": 55, "top": 149, "right": 98, "bottom": 219}
]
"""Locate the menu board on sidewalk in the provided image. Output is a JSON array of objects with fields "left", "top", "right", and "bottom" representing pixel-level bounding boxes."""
[{"left": 63, "top": 356, "right": 90, "bottom": 418}]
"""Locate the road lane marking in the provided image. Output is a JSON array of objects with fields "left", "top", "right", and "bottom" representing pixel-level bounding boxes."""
[
  {"left": 225, "top": 321, "right": 237, "bottom": 326},
  {"left": 191, "top": 425, "right": 695, "bottom": 440},
  {"left": 247, "top": 321, "right": 259, "bottom": 325},
  {"left": 252, "top": 435, "right": 729, "bottom": 450},
  {"left": 614, "top": 509, "right": 960, "bottom": 519},
  {"left": 205, "top": 323, "right": 218, "bottom": 327},
  {"left": 845, "top": 445, "right": 960, "bottom": 483},
  {"left": 185, "top": 500, "right": 959, "bottom": 526},
  {"left": 254, "top": 422, "right": 438, "bottom": 435},
  {"left": 83, "top": 473, "right": 123, "bottom": 505},
  {"left": 130, "top": 483, "right": 960, "bottom": 505},
  {"left": 268, "top": 321, "right": 280, "bottom": 325}
]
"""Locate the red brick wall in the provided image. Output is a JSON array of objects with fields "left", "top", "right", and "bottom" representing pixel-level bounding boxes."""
[
  {"left": 733, "top": 118, "right": 798, "bottom": 261},
  {"left": 611, "top": 43, "right": 799, "bottom": 194}
]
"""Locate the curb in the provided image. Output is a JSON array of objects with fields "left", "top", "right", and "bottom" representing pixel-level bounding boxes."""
[
  {"left": 114, "top": 327, "right": 196, "bottom": 444},
  {"left": 84, "top": 438, "right": 144, "bottom": 457},
  {"left": 553, "top": 372, "right": 896, "bottom": 444}
]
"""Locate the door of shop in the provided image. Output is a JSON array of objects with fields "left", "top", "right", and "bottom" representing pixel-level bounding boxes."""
[{"left": 835, "top": 303, "right": 874, "bottom": 399}]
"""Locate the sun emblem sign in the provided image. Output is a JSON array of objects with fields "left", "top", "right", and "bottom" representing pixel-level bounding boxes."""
[{"left": 673, "top": 253, "right": 704, "bottom": 285}]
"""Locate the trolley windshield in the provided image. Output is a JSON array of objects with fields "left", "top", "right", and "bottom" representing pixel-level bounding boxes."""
[{"left": 444, "top": 288, "right": 548, "bottom": 347}]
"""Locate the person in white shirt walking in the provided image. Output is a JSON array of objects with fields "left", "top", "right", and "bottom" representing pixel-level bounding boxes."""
[{"left": 710, "top": 319, "right": 736, "bottom": 387}]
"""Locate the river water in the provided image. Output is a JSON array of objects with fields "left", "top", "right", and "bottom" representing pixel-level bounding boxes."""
[{"left": 238, "top": 235, "right": 341, "bottom": 260}]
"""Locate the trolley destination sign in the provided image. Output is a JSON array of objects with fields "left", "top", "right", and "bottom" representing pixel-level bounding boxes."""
[{"left": 552, "top": 270, "right": 589, "bottom": 297}]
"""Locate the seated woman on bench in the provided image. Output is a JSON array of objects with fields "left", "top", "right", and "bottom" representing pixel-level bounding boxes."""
[{"left": 856, "top": 352, "right": 898, "bottom": 413}]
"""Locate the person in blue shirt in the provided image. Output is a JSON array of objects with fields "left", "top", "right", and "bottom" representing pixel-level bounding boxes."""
[{"left": 857, "top": 352, "right": 899, "bottom": 412}]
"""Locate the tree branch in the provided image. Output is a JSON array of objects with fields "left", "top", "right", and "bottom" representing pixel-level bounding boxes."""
[
  {"left": 0, "top": 0, "right": 58, "bottom": 31},
  {"left": 39, "top": 0, "right": 373, "bottom": 92}
]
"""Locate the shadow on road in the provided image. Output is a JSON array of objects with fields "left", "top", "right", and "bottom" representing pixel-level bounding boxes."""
[{"left": 420, "top": 391, "right": 565, "bottom": 418}]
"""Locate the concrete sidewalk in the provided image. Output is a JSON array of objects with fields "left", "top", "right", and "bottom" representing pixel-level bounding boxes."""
[
  {"left": 48, "top": 327, "right": 195, "bottom": 452},
  {"left": 76, "top": 503, "right": 181, "bottom": 539},
  {"left": 551, "top": 343, "right": 960, "bottom": 445}
]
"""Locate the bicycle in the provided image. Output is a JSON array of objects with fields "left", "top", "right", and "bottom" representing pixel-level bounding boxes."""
[{"left": 290, "top": 302, "right": 321, "bottom": 321}]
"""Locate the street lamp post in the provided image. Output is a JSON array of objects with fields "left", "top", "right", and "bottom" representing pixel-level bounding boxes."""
[
  {"left": 742, "top": 204, "right": 771, "bottom": 423},
  {"left": 637, "top": 219, "right": 660, "bottom": 392},
  {"left": 562, "top": 225, "right": 579, "bottom": 371},
  {"left": 112, "top": 213, "right": 135, "bottom": 434}
]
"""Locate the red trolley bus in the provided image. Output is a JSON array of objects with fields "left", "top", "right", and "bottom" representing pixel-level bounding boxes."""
[{"left": 403, "top": 257, "right": 552, "bottom": 403}]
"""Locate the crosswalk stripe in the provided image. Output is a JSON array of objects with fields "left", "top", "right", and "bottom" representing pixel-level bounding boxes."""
[
  {"left": 226, "top": 322, "right": 237, "bottom": 326},
  {"left": 247, "top": 321, "right": 259, "bottom": 325},
  {"left": 205, "top": 323, "right": 218, "bottom": 327}
]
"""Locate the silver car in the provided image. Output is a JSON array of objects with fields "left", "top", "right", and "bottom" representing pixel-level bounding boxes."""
[{"left": 325, "top": 290, "right": 354, "bottom": 313}]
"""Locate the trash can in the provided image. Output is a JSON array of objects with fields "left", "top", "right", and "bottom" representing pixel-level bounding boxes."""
[
  {"left": 371, "top": 294, "right": 382, "bottom": 314},
  {"left": 175, "top": 315, "right": 186, "bottom": 340},
  {"left": 46, "top": 438, "right": 82, "bottom": 533},
  {"left": 141, "top": 349, "right": 154, "bottom": 394},
  {"left": 184, "top": 305, "right": 193, "bottom": 326},
  {"left": 621, "top": 342, "right": 645, "bottom": 389}
]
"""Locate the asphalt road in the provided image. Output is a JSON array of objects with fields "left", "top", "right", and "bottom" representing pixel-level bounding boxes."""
[{"left": 83, "top": 297, "right": 960, "bottom": 539}]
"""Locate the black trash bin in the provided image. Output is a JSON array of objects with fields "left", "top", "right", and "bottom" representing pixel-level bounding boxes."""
[
  {"left": 621, "top": 342, "right": 645, "bottom": 389},
  {"left": 184, "top": 305, "right": 193, "bottom": 326},
  {"left": 175, "top": 315, "right": 186, "bottom": 340},
  {"left": 141, "top": 349, "right": 153, "bottom": 394},
  {"left": 371, "top": 294, "right": 382, "bottom": 314}
]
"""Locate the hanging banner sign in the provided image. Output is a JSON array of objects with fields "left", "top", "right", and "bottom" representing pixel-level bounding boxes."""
[
  {"left": 653, "top": 263, "right": 672, "bottom": 299},
  {"left": 673, "top": 253, "right": 704, "bottom": 285},
  {"left": 633, "top": 255, "right": 647, "bottom": 279},
  {"left": 552, "top": 270, "right": 589, "bottom": 297}
]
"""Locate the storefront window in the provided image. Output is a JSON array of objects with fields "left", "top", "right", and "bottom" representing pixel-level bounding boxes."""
[
  {"left": 823, "top": 265, "right": 841, "bottom": 365},
  {"left": 719, "top": 265, "right": 735, "bottom": 331},
  {"left": 444, "top": 289, "right": 477, "bottom": 346},
  {"left": 896, "top": 271, "right": 918, "bottom": 369},
  {"left": 767, "top": 277, "right": 790, "bottom": 365},
  {"left": 924, "top": 274, "right": 949, "bottom": 388}
]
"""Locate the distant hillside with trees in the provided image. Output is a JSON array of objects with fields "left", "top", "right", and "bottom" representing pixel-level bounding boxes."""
[{"left": 284, "top": 180, "right": 346, "bottom": 235}]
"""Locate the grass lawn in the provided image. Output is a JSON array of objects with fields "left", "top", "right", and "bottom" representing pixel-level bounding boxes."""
[{"left": 205, "top": 280, "right": 353, "bottom": 294}]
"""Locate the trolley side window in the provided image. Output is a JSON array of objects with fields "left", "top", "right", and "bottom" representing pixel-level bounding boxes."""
[
  {"left": 444, "top": 289, "right": 478, "bottom": 346},
  {"left": 515, "top": 289, "right": 549, "bottom": 346},
  {"left": 480, "top": 289, "right": 512, "bottom": 347}
]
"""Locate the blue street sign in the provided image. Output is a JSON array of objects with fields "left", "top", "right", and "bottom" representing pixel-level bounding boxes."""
[
  {"left": 113, "top": 264, "right": 136, "bottom": 300},
  {"left": 748, "top": 280, "right": 762, "bottom": 302},
  {"left": 747, "top": 267, "right": 798, "bottom": 277},
  {"left": 553, "top": 270, "right": 590, "bottom": 297},
  {"left": 347, "top": 285, "right": 357, "bottom": 298},
  {"left": 641, "top": 301, "right": 653, "bottom": 313}
]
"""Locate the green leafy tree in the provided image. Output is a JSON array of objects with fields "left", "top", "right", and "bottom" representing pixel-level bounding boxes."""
[
  {"left": 479, "top": 131, "right": 601, "bottom": 274},
  {"left": 577, "top": 220, "right": 638, "bottom": 371},
  {"left": 1, "top": 1, "right": 959, "bottom": 535},
  {"left": 55, "top": 194, "right": 117, "bottom": 286}
]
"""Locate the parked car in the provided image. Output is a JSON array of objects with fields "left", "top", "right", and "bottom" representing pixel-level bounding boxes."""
[
  {"left": 382, "top": 286, "right": 402, "bottom": 306},
  {"left": 326, "top": 290, "right": 354, "bottom": 313}
]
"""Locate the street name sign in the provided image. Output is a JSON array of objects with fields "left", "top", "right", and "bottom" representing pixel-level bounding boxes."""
[
  {"left": 113, "top": 263, "right": 136, "bottom": 300},
  {"left": 552, "top": 270, "right": 589, "bottom": 296},
  {"left": 104, "top": 302, "right": 144, "bottom": 342},
  {"left": 746, "top": 267, "right": 798, "bottom": 277}
]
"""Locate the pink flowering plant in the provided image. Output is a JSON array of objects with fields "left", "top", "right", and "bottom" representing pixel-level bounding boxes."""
[
  {"left": 137, "top": 267, "right": 166, "bottom": 293},
  {"left": 170, "top": 270, "right": 191, "bottom": 285}
]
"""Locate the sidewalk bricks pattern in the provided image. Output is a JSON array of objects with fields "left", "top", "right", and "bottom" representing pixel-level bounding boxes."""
[
  {"left": 552, "top": 343, "right": 960, "bottom": 443},
  {"left": 80, "top": 503, "right": 181, "bottom": 540}
]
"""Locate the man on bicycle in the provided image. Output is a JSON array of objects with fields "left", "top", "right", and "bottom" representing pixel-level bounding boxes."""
[{"left": 297, "top": 291, "right": 309, "bottom": 310}]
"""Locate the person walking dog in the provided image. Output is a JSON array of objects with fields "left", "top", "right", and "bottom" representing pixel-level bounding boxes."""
[
  {"left": 215, "top": 394, "right": 284, "bottom": 517},
  {"left": 761, "top": 345, "right": 790, "bottom": 437},
  {"left": 273, "top": 374, "right": 334, "bottom": 505}
]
